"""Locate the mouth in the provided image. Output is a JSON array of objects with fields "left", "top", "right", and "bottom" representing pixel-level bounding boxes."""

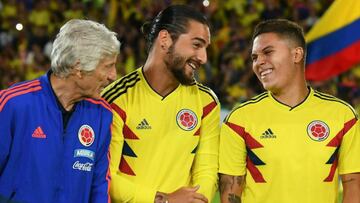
[
  {"left": 260, "top": 68, "right": 273, "bottom": 79},
  {"left": 187, "top": 60, "right": 199, "bottom": 70}
]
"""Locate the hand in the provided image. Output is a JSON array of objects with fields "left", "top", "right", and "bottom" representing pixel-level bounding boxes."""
[{"left": 167, "top": 185, "right": 208, "bottom": 203}]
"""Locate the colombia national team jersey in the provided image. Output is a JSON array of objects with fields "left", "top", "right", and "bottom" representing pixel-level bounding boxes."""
[
  {"left": 102, "top": 68, "right": 220, "bottom": 202},
  {"left": 219, "top": 87, "right": 360, "bottom": 203}
]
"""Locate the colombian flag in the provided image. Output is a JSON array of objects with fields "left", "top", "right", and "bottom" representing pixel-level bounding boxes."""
[{"left": 305, "top": 0, "right": 360, "bottom": 81}]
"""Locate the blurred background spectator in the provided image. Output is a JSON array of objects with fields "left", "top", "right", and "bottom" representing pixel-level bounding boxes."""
[{"left": 0, "top": 0, "right": 359, "bottom": 113}]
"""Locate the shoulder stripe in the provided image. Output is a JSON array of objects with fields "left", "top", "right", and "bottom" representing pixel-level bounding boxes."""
[
  {"left": 197, "top": 85, "right": 218, "bottom": 104},
  {"left": 238, "top": 92, "right": 268, "bottom": 107},
  {"left": 107, "top": 78, "right": 140, "bottom": 104},
  {"left": 197, "top": 83, "right": 211, "bottom": 91},
  {"left": 313, "top": 93, "right": 358, "bottom": 118},
  {"left": 225, "top": 93, "right": 268, "bottom": 122},
  {"left": 102, "top": 72, "right": 139, "bottom": 101},
  {"left": 0, "top": 80, "right": 40, "bottom": 100},
  {"left": 0, "top": 86, "right": 42, "bottom": 112},
  {"left": 85, "top": 98, "right": 112, "bottom": 113}
]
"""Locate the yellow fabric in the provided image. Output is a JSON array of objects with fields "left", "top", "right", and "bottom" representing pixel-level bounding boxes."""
[
  {"left": 103, "top": 68, "right": 220, "bottom": 202},
  {"left": 219, "top": 88, "right": 360, "bottom": 203}
]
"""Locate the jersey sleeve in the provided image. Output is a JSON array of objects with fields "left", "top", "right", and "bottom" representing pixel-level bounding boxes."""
[
  {"left": 338, "top": 109, "right": 360, "bottom": 174},
  {"left": 219, "top": 111, "right": 247, "bottom": 176},
  {"left": 90, "top": 112, "right": 112, "bottom": 203},
  {"left": 109, "top": 106, "right": 156, "bottom": 203},
  {"left": 0, "top": 99, "right": 13, "bottom": 173},
  {"left": 191, "top": 92, "right": 221, "bottom": 201}
]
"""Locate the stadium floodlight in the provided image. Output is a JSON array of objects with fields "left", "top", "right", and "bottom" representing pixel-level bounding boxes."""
[
  {"left": 16, "top": 23, "right": 23, "bottom": 31},
  {"left": 203, "top": 0, "right": 210, "bottom": 7}
]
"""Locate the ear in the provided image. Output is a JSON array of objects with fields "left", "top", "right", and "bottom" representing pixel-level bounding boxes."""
[
  {"left": 71, "top": 61, "right": 83, "bottom": 78},
  {"left": 293, "top": 47, "right": 304, "bottom": 64},
  {"left": 157, "top": 29, "right": 173, "bottom": 50}
]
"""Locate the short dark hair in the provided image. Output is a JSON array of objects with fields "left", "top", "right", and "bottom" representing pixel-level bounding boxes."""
[
  {"left": 141, "top": 5, "right": 209, "bottom": 52},
  {"left": 252, "top": 19, "right": 307, "bottom": 56}
]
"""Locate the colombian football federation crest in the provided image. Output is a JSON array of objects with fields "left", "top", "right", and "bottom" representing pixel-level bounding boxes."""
[
  {"left": 78, "top": 125, "right": 95, "bottom": 147},
  {"left": 176, "top": 109, "right": 198, "bottom": 131},
  {"left": 307, "top": 120, "right": 330, "bottom": 141}
]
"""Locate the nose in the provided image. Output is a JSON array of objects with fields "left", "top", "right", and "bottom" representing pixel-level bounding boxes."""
[
  {"left": 255, "top": 54, "right": 266, "bottom": 66},
  {"left": 108, "top": 66, "right": 117, "bottom": 82},
  {"left": 197, "top": 48, "right": 207, "bottom": 64}
]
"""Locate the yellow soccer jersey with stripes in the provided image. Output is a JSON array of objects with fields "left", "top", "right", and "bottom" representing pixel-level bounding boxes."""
[
  {"left": 102, "top": 68, "right": 220, "bottom": 203},
  {"left": 219, "top": 88, "right": 360, "bottom": 203}
]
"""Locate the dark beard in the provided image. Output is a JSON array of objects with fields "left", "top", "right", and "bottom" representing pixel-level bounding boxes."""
[{"left": 165, "top": 46, "right": 195, "bottom": 85}]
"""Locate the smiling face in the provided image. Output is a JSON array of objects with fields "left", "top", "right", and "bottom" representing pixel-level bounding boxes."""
[
  {"left": 164, "top": 20, "right": 210, "bottom": 85},
  {"left": 77, "top": 55, "right": 117, "bottom": 99},
  {"left": 251, "top": 32, "right": 300, "bottom": 94}
]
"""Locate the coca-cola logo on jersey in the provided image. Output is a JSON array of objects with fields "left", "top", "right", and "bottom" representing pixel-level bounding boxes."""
[{"left": 72, "top": 161, "right": 93, "bottom": 172}]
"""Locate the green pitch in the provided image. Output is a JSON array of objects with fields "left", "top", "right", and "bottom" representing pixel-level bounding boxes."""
[{"left": 212, "top": 192, "right": 220, "bottom": 203}]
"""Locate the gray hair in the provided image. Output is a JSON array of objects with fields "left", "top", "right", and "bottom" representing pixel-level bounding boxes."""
[{"left": 50, "top": 19, "right": 120, "bottom": 77}]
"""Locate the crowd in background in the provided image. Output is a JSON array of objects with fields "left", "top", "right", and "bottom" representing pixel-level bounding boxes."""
[{"left": 0, "top": 0, "right": 359, "bottom": 112}]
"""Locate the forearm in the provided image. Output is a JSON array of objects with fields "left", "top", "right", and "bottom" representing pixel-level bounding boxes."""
[
  {"left": 342, "top": 173, "right": 360, "bottom": 203},
  {"left": 219, "top": 174, "right": 244, "bottom": 203},
  {"left": 154, "top": 192, "right": 168, "bottom": 203}
]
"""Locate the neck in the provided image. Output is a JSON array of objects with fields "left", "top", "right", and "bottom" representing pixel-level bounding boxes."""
[
  {"left": 271, "top": 82, "right": 309, "bottom": 107},
  {"left": 50, "top": 74, "right": 81, "bottom": 111},
  {"left": 142, "top": 53, "right": 179, "bottom": 97}
]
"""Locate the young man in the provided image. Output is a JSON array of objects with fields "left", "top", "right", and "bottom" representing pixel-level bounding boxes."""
[
  {"left": 219, "top": 19, "right": 360, "bottom": 203},
  {"left": 102, "top": 5, "right": 220, "bottom": 203},
  {"left": 0, "top": 19, "right": 120, "bottom": 202}
]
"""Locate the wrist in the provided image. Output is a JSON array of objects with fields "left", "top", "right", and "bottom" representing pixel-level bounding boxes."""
[{"left": 154, "top": 192, "right": 168, "bottom": 203}]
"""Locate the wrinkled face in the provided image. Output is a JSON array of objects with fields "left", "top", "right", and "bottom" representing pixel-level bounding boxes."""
[
  {"left": 78, "top": 55, "right": 117, "bottom": 99},
  {"left": 251, "top": 33, "right": 298, "bottom": 93},
  {"left": 164, "top": 20, "right": 210, "bottom": 85}
]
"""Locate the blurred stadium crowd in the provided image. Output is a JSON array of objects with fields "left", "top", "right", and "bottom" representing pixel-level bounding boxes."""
[{"left": 0, "top": 0, "right": 359, "bottom": 112}]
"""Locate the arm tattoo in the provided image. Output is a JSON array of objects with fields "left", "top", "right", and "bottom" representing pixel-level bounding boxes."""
[
  {"left": 220, "top": 175, "right": 234, "bottom": 194},
  {"left": 236, "top": 176, "right": 244, "bottom": 187},
  {"left": 228, "top": 194, "right": 241, "bottom": 203},
  {"left": 220, "top": 175, "right": 245, "bottom": 203}
]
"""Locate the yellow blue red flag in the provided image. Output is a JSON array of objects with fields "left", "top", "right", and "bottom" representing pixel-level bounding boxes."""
[{"left": 305, "top": 0, "right": 360, "bottom": 81}]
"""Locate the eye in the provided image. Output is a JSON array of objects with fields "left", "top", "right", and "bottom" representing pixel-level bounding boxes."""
[
  {"left": 193, "top": 42, "right": 202, "bottom": 49},
  {"left": 251, "top": 55, "right": 257, "bottom": 62},
  {"left": 264, "top": 50, "right": 273, "bottom": 55},
  {"left": 105, "top": 64, "right": 114, "bottom": 69}
]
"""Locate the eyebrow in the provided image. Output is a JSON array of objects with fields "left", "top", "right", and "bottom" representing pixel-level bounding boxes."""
[
  {"left": 192, "top": 37, "right": 207, "bottom": 45},
  {"left": 262, "top": 45, "right": 274, "bottom": 51},
  {"left": 252, "top": 45, "right": 274, "bottom": 55}
]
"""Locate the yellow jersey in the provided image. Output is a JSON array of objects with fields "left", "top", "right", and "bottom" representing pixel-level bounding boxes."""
[
  {"left": 102, "top": 68, "right": 220, "bottom": 202},
  {"left": 219, "top": 88, "right": 360, "bottom": 203}
]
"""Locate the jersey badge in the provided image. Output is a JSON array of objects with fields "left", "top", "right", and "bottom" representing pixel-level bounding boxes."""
[
  {"left": 176, "top": 109, "right": 198, "bottom": 131},
  {"left": 307, "top": 120, "right": 330, "bottom": 141},
  {"left": 78, "top": 125, "right": 95, "bottom": 147}
]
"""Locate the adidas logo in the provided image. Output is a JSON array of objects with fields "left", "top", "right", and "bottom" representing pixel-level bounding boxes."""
[
  {"left": 136, "top": 119, "right": 152, "bottom": 130},
  {"left": 260, "top": 128, "right": 276, "bottom": 139},
  {"left": 32, "top": 126, "right": 46, "bottom": 138}
]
